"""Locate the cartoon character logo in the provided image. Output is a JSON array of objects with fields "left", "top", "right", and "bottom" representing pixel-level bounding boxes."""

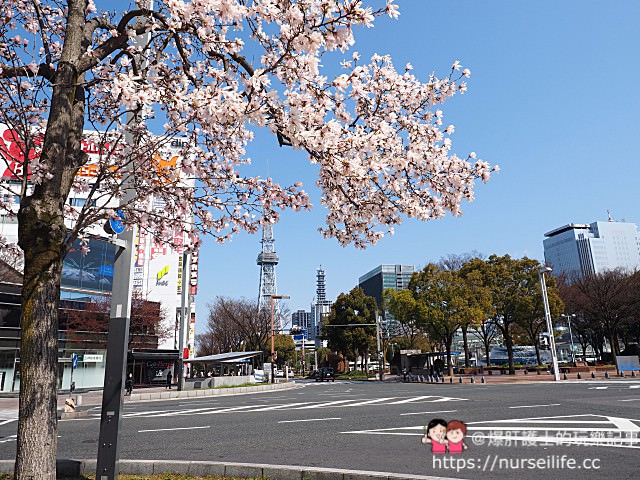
[
  {"left": 421, "top": 418, "right": 468, "bottom": 454},
  {"left": 421, "top": 418, "right": 448, "bottom": 454},
  {"left": 446, "top": 420, "right": 468, "bottom": 453}
]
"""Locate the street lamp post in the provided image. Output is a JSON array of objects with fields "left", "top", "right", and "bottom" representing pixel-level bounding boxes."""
[
  {"left": 562, "top": 314, "right": 577, "bottom": 364},
  {"left": 269, "top": 294, "right": 289, "bottom": 382},
  {"left": 538, "top": 266, "right": 560, "bottom": 381}
]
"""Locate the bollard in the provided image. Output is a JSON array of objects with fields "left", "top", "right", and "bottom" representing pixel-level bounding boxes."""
[
  {"left": 471, "top": 376, "right": 475, "bottom": 384},
  {"left": 591, "top": 371, "right": 595, "bottom": 379},
  {"left": 605, "top": 371, "right": 610, "bottom": 379},
  {"left": 563, "top": 373, "right": 568, "bottom": 380},
  {"left": 632, "top": 370, "right": 637, "bottom": 378},
  {"left": 459, "top": 376, "right": 463, "bottom": 383},
  {"left": 524, "top": 369, "right": 528, "bottom": 375},
  {"left": 441, "top": 376, "right": 445, "bottom": 383},
  {"left": 449, "top": 376, "right": 453, "bottom": 384},
  {"left": 481, "top": 376, "right": 485, "bottom": 384},
  {"left": 620, "top": 371, "right": 625, "bottom": 378},
  {"left": 577, "top": 372, "right": 581, "bottom": 380}
]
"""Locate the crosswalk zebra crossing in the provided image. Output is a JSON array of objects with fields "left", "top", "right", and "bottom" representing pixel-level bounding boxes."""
[{"left": 115, "top": 395, "right": 468, "bottom": 420}]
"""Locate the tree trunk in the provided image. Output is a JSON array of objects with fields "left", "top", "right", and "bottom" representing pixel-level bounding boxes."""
[
  {"left": 534, "top": 342, "right": 542, "bottom": 366},
  {"left": 445, "top": 337, "right": 454, "bottom": 377},
  {"left": 609, "top": 333, "right": 619, "bottom": 368},
  {"left": 484, "top": 342, "right": 491, "bottom": 367},
  {"left": 14, "top": 24, "right": 87, "bottom": 473},
  {"left": 462, "top": 326, "right": 471, "bottom": 368},
  {"left": 505, "top": 329, "right": 515, "bottom": 374},
  {"left": 15, "top": 202, "right": 67, "bottom": 480}
]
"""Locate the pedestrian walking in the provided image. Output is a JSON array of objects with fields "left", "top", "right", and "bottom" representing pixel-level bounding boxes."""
[
  {"left": 166, "top": 371, "right": 172, "bottom": 389},
  {"left": 125, "top": 373, "right": 133, "bottom": 395}
]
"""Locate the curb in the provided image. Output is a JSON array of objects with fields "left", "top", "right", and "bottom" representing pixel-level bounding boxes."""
[
  {"left": 125, "top": 381, "right": 299, "bottom": 403},
  {"left": 0, "top": 459, "right": 463, "bottom": 480}
]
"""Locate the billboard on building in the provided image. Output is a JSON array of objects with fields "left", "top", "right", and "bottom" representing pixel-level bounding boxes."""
[{"left": 62, "top": 237, "right": 115, "bottom": 293}]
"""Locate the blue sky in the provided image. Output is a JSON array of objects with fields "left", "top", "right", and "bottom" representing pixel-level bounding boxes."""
[{"left": 195, "top": 0, "right": 640, "bottom": 331}]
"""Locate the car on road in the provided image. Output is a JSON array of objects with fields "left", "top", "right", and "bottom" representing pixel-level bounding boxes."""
[{"left": 315, "top": 367, "right": 335, "bottom": 382}]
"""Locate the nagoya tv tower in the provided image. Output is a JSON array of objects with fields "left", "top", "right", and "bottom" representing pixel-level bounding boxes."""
[{"left": 257, "top": 221, "right": 281, "bottom": 330}]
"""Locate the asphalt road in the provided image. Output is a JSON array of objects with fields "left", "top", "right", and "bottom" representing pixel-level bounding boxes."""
[{"left": 1, "top": 379, "right": 639, "bottom": 479}]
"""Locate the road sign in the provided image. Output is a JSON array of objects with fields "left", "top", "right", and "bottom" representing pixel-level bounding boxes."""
[
  {"left": 105, "top": 209, "right": 126, "bottom": 235},
  {"left": 71, "top": 353, "right": 78, "bottom": 369}
]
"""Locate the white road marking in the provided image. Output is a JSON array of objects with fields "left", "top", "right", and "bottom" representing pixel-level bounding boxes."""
[
  {"left": 589, "top": 386, "right": 608, "bottom": 390},
  {"left": 293, "top": 399, "right": 357, "bottom": 409},
  {"left": 509, "top": 403, "right": 561, "bottom": 409},
  {"left": 620, "top": 398, "right": 640, "bottom": 402},
  {"left": 400, "top": 410, "right": 458, "bottom": 416},
  {"left": 0, "top": 435, "right": 17, "bottom": 444},
  {"left": 138, "top": 426, "right": 210, "bottom": 433},
  {"left": 630, "top": 385, "right": 640, "bottom": 389},
  {"left": 341, "top": 414, "right": 640, "bottom": 449},
  {"left": 0, "top": 419, "right": 17, "bottom": 426},
  {"left": 278, "top": 417, "right": 341, "bottom": 423},
  {"left": 387, "top": 396, "right": 438, "bottom": 405},
  {"left": 251, "top": 402, "right": 313, "bottom": 411},
  {"left": 343, "top": 397, "right": 396, "bottom": 407},
  {"left": 118, "top": 395, "right": 468, "bottom": 419}
]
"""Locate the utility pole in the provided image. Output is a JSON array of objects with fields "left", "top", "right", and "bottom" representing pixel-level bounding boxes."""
[
  {"left": 96, "top": 4, "right": 151, "bottom": 477},
  {"left": 269, "top": 294, "right": 289, "bottom": 382},
  {"left": 538, "top": 266, "right": 560, "bottom": 381}
]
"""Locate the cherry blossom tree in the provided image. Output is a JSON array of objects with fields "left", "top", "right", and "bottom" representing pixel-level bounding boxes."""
[{"left": 0, "top": 1, "right": 497, "bottom": 477}]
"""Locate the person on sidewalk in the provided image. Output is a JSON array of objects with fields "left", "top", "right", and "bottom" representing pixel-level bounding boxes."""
[
  {"left": 125, "top": 373, "right": 133, "bottom": 396},
  {"left": 166, "top": 371, "right": 172, "bottom": 389}
]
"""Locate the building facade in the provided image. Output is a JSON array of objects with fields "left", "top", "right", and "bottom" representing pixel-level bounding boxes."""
[
  {"left": 291, "top": 310, "right": 312, "bottom": 332},
  {"left": 543, "top": 220, "right": 640, "bottom": 280},
  {"left": 358, "top": 264, "right": 415, "bottom": 335},
  {"left": 0, "top": 124, "right": 198, "bottom": 391}
]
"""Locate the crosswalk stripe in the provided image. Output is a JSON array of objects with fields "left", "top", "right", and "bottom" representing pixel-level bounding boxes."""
[
  {"left": 342, "top": 397, "right": 396, "bottom": 407},
  {"left": 251, "top": 402, "right": 313, "bottom": 412},
  {"left": 114, "top": 395, "right": 468, "bottom": 419}
]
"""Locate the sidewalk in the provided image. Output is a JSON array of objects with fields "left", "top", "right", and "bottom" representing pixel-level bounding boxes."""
[
  {"left": 0, "top": 381, "right": 299, "bottom": 417},
  {"left": 398, "top": 369, "right": 640, "bottom": 384}
]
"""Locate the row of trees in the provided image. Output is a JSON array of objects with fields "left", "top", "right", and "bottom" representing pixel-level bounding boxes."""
[
  {"left": 322, "top": 254, "right": 565, "bottom": 375},
  {"left": 196, "top": 296, "right": 295, "bottom": 367},
  {"left": 560, "top": 269, "right": 640, "bottom": 362}
]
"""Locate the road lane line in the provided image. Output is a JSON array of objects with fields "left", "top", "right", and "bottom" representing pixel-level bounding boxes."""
[
  {"left": 387, "top": 396, "right": 435, "bottom": 405},
  {"left": 344, "top": 397, "right": 396, "bottom": 407},
  {"left": 251, "top": 402, "right": 312, "bottom": 411},
  {"left": 620, "top": 398, "right": 640, "bottom": 402},
  {"left": 278, "top": 417, "right": 341, "bottom": 423},
  {"left": 509, "top": 403, "right": 561, "bottom": 409},
  {"left": 294, "top": 399, "right": 356, "bottom": 409},
  {"left": 138, "top": 426, "right": 210, "bottom": 433},
  {"left": 401, "top": 410, "right": 458, "bottom": 416}
]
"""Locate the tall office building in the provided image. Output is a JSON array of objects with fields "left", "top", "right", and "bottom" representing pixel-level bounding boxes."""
[
  {"left": 358, "top": 264, "right": 415, "bottom": 335},
  {"left": 311, "top": 266, "right": 332, "bottom": 341},
  {"left": 291, "top": 310, "right": 312, "bottom": 332},
  {"left": 543, "top": 219, "right": 640, "bottom": 280}
]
